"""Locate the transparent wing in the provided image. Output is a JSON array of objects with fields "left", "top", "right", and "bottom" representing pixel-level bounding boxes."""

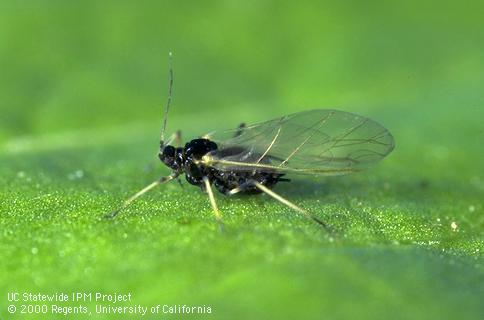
[{"left": 202, "top": 109, "right": 395, "bottom": 176}]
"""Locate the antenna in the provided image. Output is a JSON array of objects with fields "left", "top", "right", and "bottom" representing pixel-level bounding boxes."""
[{"left": 160, "top": 51, "right": 174, "bottom": 145}]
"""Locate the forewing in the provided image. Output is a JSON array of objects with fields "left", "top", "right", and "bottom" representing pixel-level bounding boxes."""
[{"left": 203, "top": 109, "right": 395, "bottom": 176}]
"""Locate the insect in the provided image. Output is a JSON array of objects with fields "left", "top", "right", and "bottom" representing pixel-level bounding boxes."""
[{"left": 108, "top": 54, "right": 395, "bottom": 228}]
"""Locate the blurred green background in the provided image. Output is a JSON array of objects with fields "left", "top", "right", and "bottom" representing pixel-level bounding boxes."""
[{"left": 1, "top": 1, "right": 483, "bottom": 319}]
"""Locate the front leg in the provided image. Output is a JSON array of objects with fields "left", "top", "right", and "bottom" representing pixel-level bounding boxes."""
[
  {"left": 175, "top": 130, "right": 182, "bottom": 147},
  {"left": 107, "top": 173, "right": 178, "bottom": 218}
]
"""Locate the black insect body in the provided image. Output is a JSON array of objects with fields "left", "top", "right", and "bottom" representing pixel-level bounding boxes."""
[
  {"left": 160, "top": 138, "right": 287, "bottom": 195},
  {"left": 109, "top": 55, "right": 395, "bottom": 228}
]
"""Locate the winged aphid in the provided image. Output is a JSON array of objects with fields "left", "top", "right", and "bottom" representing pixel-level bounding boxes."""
[{"left": 108, "top": 54, "right": 395, "bottom": 229}]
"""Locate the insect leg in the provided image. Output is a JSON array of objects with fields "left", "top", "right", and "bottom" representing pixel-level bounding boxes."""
[
  {"left": 228, "top": 186, "right": 243, "bottom": 195},
  {"left": 173, "top": 130, "right": 184, "bottom": 187},
  {"left": 202, "top": 176, "right": 223, "bottom": 222},
  {"left": 252, "top": 181, "right": 329, "bottom": 229},
  {"left": 161, "top": 132, "right": 177, "bottom": 147},
  {"left": 175, "top": 130, "right": 183, "bottom": 147},
  {"left": 106, "top": 173, "right": 177, "bottom": 218},
  {"left": 233, "top": 123, "right": 246, "bottom": 137},
  {"left": 160, "top": 52, "right": 174, "bottom": 145},
  {"left": 175, "top": 177, "right": 184, "bottom": 189},
  {"left": 227, "top": 181, "right": 253, "bottom": 195}
]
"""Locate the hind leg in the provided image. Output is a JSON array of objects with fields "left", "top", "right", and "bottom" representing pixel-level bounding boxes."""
[{"left": 251, "top": 181, "right": 330, "bottom": 230}]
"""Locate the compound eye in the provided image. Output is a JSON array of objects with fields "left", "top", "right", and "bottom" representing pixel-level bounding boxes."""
[{"left": 162, "top": 146, "right": 176, "bottom": 157}]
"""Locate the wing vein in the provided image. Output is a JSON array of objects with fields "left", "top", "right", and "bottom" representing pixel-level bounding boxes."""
[
  {"left": 279, "top": 111, "right": 334, "bottom": 167},
  {"left": 256, "top": 125, "right": 282, "bottom": 164},
  {"left": 204, "top": 109, "right": 394, "bottom": 176}
]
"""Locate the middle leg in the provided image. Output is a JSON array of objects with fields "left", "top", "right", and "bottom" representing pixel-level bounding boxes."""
[{"left": 202, "top": 176, "right": 222, "bottom": 222}]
